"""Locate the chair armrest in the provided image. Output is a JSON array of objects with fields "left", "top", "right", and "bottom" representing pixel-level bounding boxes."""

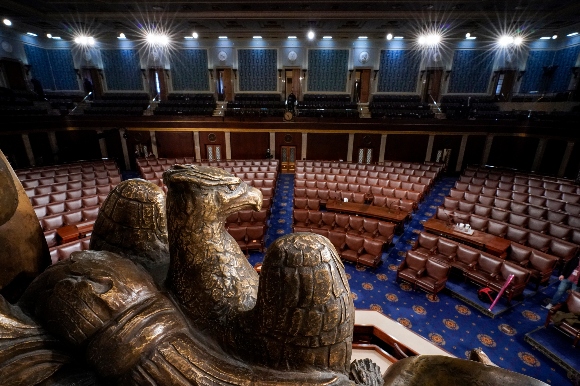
[
  {"left": 468, "top": 262, "right": 477, "bottom": 269},
  {"left": 398, "top": 261, "right": 407, "bottom": 270},
  {"left": 490, "top": 272, "right": 498, "bottom": 278},
  {"left": 448, "top": 252, "right": 457, "bottom": 261},
  {"left": 417, "top": 268, "right": 425, "bottom": 276},
  {"left": 357, "top": 247, "right": 364, "bottom": 254},
  {"left": 340, "top": 243, "right": 346, "bottom": 251},
  {"left": 429, "top": 246, "right": 437, "bottom": 254},
  {"left": 411, "top": 242, "right": 419, "bottom": 250},
  {"left": 518, "top": 259, "right": 529, "bottom": 267}
]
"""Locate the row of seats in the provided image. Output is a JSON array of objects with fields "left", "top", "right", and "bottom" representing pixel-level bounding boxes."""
[
  {"left": 435, "top": 207, "right": 578, "bottom": 262},
  {"left": 296, "top": 177, "right": 428, "bottom": 194},
  {"left": 370, "top": 109, "right": 435, "bottom": 119},
  {"left": 296, "top": 171, "right": 433, "bottom": 186},
  {"left": 226, "top": 210, "right": 269, "bottom": 227},
  {"left": 397, "top": 251, "right": 451, "bottom": 295},
  {"left": 24, "top": 179, "right": 120, "bottom": 197},
  {"left": 463, "top": 167, "right": 577, "bottom": 191},
  {"left": 293, "top": 210, "right": 395, "bottom": 245},
  {"left": 137, "top": 158, "right": 278, "bottom": 167},
  {"left": 49, "top": 237, "right": 91, "bottom": 264},
  {"left": 455, "top": 180, "right": 580, "bottom": 203},
  {"left": 34, "top": 194, "right": 104, "bottom": 218},
  {"left": 444, "top": 191, "right": 580, "bottom": 229},
  {"left": 141, "top": 165, "right": 278, "bottom": 175},
  {"left": 228, "top": 225, "right": 266, "bottom": 254},
  {"left": 30, "top": 186, "right": 112, "bottom": 205},
  {"left": 16, "top": 160, "right": 119, "bottom": 180},
  {"left": 328, "top": 232, "right": 384, "bottom": 268},
  {"left": 296, "top": 163, "right": 441, "bottom": 175},
  {"left": 295, "top": 159, "right": 443, "bottom": 171},
  {"left": 21, "top": 172, "right": 120, "bottom": 187},
  {"left": 413, "top": 232, "right": 558, "bottom": 289}
]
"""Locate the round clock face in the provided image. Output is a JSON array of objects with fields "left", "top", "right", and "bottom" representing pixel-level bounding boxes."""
[
  {"left": 359, "top": 51, "right": 369, "bottom": 64},
  {"left": 218, "top": 51, "right": 227, "bottom": 61},
  {"left": 288, "top": 51, "right": 297, "bottom": 61},
  {"left": 284, "top": 111, "right": 293, "bottom": 121},
  {"left": 1, "top": 41, "right": 13, "bottom": 53}
]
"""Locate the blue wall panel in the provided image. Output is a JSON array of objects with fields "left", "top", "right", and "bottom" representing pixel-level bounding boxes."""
[
  {"left": 238, "top": 49, "right": 277, "bottom": 91},
  {"left": 46, "top": 50, "right": 78, "bottom": 90},
  {"left": 377, "top": 50, "right": 420, "bottom": 92},
  {"left": 307, "top": 49, "right": 349, "bottom": 92},
  {"left": 519, "top": 51, "right": 556, "bottom": 93},
  {"left": 171, "top": 49, "right": 209, "bottom": 91},
  {"left": 101, "top": 49, "right": 143, "bottom": 91},
  {"left": 550, "top": 45, "right": 580, "bottom": 92},
  {"left": 23, "top": 44, "right": 54, "bottom": 90},
  {"left": 448, "top": 50, "right": 493, "bottom": 93}
]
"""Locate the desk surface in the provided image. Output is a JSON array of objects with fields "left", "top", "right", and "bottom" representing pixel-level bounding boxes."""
[
  {"left": 423, "top": 218, "right": 511, "bottom": 256},
  {"left": 326, "top": 200, "right": 409, "bottom": 223},
  {"left": 56, "top": 225, "right": 79, "bottom": 244}
]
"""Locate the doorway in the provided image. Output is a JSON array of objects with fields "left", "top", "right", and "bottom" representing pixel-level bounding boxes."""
[
  {"left": 357, "top": 148, "right": 373, "bottom": 164},
  {"left": 206, "top": 144, "right": 223, "bottom": 161},
  {"left": 280, "top": 146, "right": 296, "bottom": 173},
  {"left": 422, "top": 68, "right": 443, "bottom": 103},
  {"left": 493, "top": 70, "right": 516, "bottom": 101},
  {"left": 0, "top": 60, "right": 27, "bottom": 90},
  {"left": 216, "top": 68, "right": 233, "bottom": 102},
  {"left": 284, "top": 68, "right": 302, "bottom": 102},
  {"left": 81, "top": 68, "right": 103, "bottom": 100},
  {"left": 353, "top": 69, "right": 371, "bottom": 103},
  {"left": 148, "top": 68, "right": 167, "bottom": 101}
]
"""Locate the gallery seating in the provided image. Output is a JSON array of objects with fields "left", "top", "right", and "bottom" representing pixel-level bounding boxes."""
[
  {"left": 415, "top": 259, "right": 451, "bottom": 294},
  {"left": 49, "top": 236, "right": 91, "bottom": 264},
  {"left": 327, "top": 231, "right": 384, "bottom": 268},
  {"left": 544, "top": 291, "right": 580, "bottom": 347},
  {"left": 397, "top": 251, "right": 428, "bottom": 288}
]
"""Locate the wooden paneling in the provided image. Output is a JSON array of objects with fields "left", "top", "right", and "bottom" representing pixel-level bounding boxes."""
[
  {"left": 538, "top": 139, "right": 567, "bottom": 176},
  {"left": 0, "top": 134, "right": 28, "bottom": 168},
  {"left": 431, "top": 134, "right": 462, "bottom": 170},
  {"left": 384, "top": 134, "right": 429, "bottom": 162},
  {"left": 155, "top": 131, "right": 195, "bottom": 158},
  {"left": 275, "top": 132, "right": 302, "bottom": 161},
  {"left": 353, "top": 133, "right": 381, "bottom": 163},
  {"left": 55, "top": 130, "right": 101, "bottom": 164},
  {"left": 488, "top": 136, "right": 539, "bottom": 171},
  {"left": 462, "top": 135, "right": 486, "bottom": 169},
  {"left": 199, "top": 132, "right": 225, "bottom": 160},
  {"left": 28, "top": 132, "right": 54, "bottom": 166},
  {"left": 230, "top": 132, "right": 270, "bottom": 159},
  {"left": 306, "top": 133, "right": 349, "bottom": 161}
]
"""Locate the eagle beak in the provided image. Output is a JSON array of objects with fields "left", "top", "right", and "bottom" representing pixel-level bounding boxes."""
[{"left": 246, "top": 186, "right": 263, "bottom": 212}]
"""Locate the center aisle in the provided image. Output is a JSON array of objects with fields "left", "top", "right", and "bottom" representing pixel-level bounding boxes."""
[{"left": 248, "top": 172, "right": 571, "bottom": 385}]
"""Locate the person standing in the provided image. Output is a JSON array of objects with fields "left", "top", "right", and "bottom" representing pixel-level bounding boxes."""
[
  {"left": 544, "top": 255, "right": 580, "bottom": 309},
  {"left": 286, "top": 90, "right": 296, "bottom": 113}
]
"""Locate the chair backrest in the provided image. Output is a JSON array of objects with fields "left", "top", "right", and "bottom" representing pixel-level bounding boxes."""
[
  {"left": 417, "top": 232, "right": 438, "bottom": 251},
  {"left": 363, "top": 238, "right": 384, "bottom": 256},
  {"left": 328, "top": 231, "right": 346, "bottom": 251},
  {"left": 509, "top": 243, "right": 531, "bottom": 264},
  {"left": 377, "top": 221, "right": 395, "bottom": 238},
  {"left": 246, "top": 225, "right": 265, "bottom": 240},
  {"left": 425, "top": 259, "right": 450, "bottom": 280},
  {"left": 500, "top": 261, "right": 530, "bottom": 285},
  {"left": 437, "top": 238, "right": 458, "bottom": 257},
  {"left": 345, "top": 234, "right": 364, "bottom": 252},
  {"left": 528, "top": 250, "right": 558, "bottom": 273},
  {"left": 456, "top": 245, "right": 480, "bottom": 265},
  {"left": 404, "top": 251, "right": 428, "bottom": 271},
  {"left": 476, "top": 254, "right": 502, "bottom": 275},
  {"left": 566, "top": 291, "right": 580, "bottom": 314}
]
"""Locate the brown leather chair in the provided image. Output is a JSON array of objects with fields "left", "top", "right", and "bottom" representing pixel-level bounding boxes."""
[
  {"left": 293, "top": 209, "right": 309, "bottom": 229},
  {"left": 319, "top": 212, "right": 336, "bottom": 230},
  {"left": 294, "top": 197, "right": 308, "bottom": 210},
  {"left": 228, "top": 226, "right": 248, "bottom": 254},
  {"left": 434, "top": 238, "right": 458, "bottom": 262},
  {"left": 246, "top": 225, "right": 265, "bottom": 252},
  {"left": 358, "top": 238, "right": 384, "bottom": 268},
  {"left": 549, "top": 239, "right": 578, "bottom": 261},
  {"left": 416, "top": 259, "right": 451, "bottom": 294},
  {"left": 347, "top": 216, "right": 364, "bottom": 235},
  {"left": 528, "top": 217, "right": 549, "bottom": 233},
  {"left": 335, "top": 214, "right": 351, "bottom": 233},
  {"left": 412, "top": 232, "right": 439, "bottom": 256},
  {"left": 528, "top": 250, "right": 558, "bottom": 288},
  {"left": 238, "top": 210, "right": 254, "bottom": 226},
  {"left": 361, "top": 218, "right": 379, "bottom": 238},
  {"left": 341, "top": 234, "right": 365, "bottom": 264},
  {"left": 328, "top": 230, "right": 346, "bottom": 253},
  {"left": 544, "top": 291, "right": 580, "bottom": 347},
  {"left": 308, "top": 211, "right": 322, "bottom": 228},
  {"left": 548, "top": 223, "right": 571, "bottom": 240},
  {"left": 488, "top": 261, "right": 530, "bottom": 303},
  {"left": 465, "top": 253, "right": 503, "bottom": 286},
  {"left": 508, "top": 243, "right": 532, "bottom": 266},
  {"left": 473, "top": 204, "right": 492, "bottom": 217},
  {"left": 469, "top": 215, "right": 488, "bottom": 232},
  {"left": 487, "top": 220, "right": 507, "bottom": 238},
  {"left": 375, "top": 221, "right": 395, "bottom": 244},
  {"left": 506, "top": 225, "right": 529, "bottom": 245},
  {"left": 397, "top": 251, "right": 428, "bottom": 288}
]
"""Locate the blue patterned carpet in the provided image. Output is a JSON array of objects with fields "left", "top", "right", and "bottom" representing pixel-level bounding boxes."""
[{"left": 251, "top": 173, "right": 573, "bottom": 385}]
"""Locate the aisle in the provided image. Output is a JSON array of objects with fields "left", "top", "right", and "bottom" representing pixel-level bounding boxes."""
[{"left": 249, "top": 173, "right": 572, "bottom": 385}]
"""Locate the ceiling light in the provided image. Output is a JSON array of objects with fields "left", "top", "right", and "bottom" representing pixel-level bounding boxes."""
[
  {"left": 52, "top": 36, "right": 61, "bottom": 40},
  {"left": 288, "top": 35, "right": 297, "bottom": 39},
  {"left": 146, "top": 33, "right": 169, "bottom": 46},
  {"left": 26, "top": 32, "right": 37, "bottom": 37},
  {"left": 498, "top": 35, "right": 514, "bottom": 46},
  {"left": 358, "top": 36, "right": 368, "bottom": 40},
  {"left": 386, "top": 33, "right": 393, "bottom": 40},
  {"left": 552, "top": 35, "right": 558, "bottom": 39},
  {"left": 393, "top": 36, "right": 404, "bottom": 40},
  {"left": 46, "top": 33, "right": 52, "bottom": 38},
  {"left": 466, "top": 36, "right": 477, "bottom": 40},
  {"left": 567, "top": 32, "right": 578, "bottom": 37},
  {"left": 192, "top": 32, "right": 198, "bottom": 39},
  {"left": 419, "top": 34, "right": 441, "bottom": 46},
  {"left": 74, "top": 36, "right": 95, "bottom": 46},
  {"left": 307, "top": 30, "right": 315, "bottom": 40},
  {"left": 253, "top": 36, "right": 262, "bottom": 39},
  {"left": 465, "top": 33, "right": 470, "bottom": 38},
  {"left": 539, "top": 37, "right": 551, "bottom": 40},
  {"left": 322, "top": 36, "right": 332, "bottom": 39},
  {"left": 3, "top": 19, "right": 12, "bottom": 26},
  {"left": 513, "top": 36, "right": 523, "bottom": 45},
  {"left": 117, "top": 33, "right": 126, "bottom": 39},
  {"left": 184, "top": 36, "right": 193, "bottom": 39},
  {"left": 218, "top": 36, "right": 228, "bottom": 39}
]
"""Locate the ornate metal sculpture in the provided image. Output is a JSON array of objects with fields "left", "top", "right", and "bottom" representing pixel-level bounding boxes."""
[{"left": 0, "top": 157, "right": 548, "bottom": 385}]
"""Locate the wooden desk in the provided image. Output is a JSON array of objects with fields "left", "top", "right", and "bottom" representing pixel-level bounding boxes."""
[
  {"left": 423, "top": 218, "right": 510, "bottom": 258},
  {"left": 56, "top": 225, "right": 79, "bottom": 244},
  {"left": 326, "top": 200, "right": 409, "bottom": 225}
]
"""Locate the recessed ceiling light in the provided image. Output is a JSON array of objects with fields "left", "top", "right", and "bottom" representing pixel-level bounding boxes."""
[
  {"left": 288, "top": 35, "right": 297, "bottom": 39},
  {"left": 184, "top": 36, "right": 193, "bottom": 39},
  {"left": 218, "top": 36, "right": 228, "bottom": 39},
  {"left": 465, "top": 33, "right": 470, "bottom": 38},
  {"left": 466, "top": 36, "right": 477, "bottom": 40},
  {"left": 393, "top": 36, "right": 404, "bottom": 40},
  {"left": 253, "top": 36, "right": 262, "bottom": 39},
  {"left": 117, "top": 33, "right": 126, "bottom": 39},
  {"left": 52, "top": 36, "right": 62, "bottom": 40},
  {"left": 192, "top": 32, "right": 198, "bottom": 39},
  {"left": 567, "top": 32, "right": 578, "bottom": 37},
  {"left": 322, "top": 36, "right": 332, "bottom": 39},
  {"left": 3, "top": 19, "right": 12, "bottom": 26},
  {"left": 307, "top": 30, "right": 315, "bottom": 40},
  {"left": 46, "top": 33, "right": 52, "bottom": 38},
  {"left": 26, "top": 32, "right": 37, "bottom": 37},
  {"left": 386, "top": 33, "right": 393, "bottom": 40},
  {"left": 539, "top": 36, "right": 551, "bottom": 40},
  {"left": 358, "top": 36, "right": 368, "bottom": 40},
  {"left": 552, "top": 34, "right": 558, "bottom": 39},
  {"left": 74, "top": 36, "right": 95, "bottom": 46},
  {"left": 514, "top": 36, "right": 523, "bottom": 45}
]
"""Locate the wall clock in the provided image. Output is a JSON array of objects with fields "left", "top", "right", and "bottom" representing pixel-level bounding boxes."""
[
  {"left": 288, "top": 51, "right": 297, "bottom": 62},
  {"left": 218, "top": 51, "right": 227, "bottom": 61},
  {"left": 359, "top": 51, "right": 369, "bottom": 64},
  {"left": 1, "top": 41, "right": 13, "bottom": 53}
]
